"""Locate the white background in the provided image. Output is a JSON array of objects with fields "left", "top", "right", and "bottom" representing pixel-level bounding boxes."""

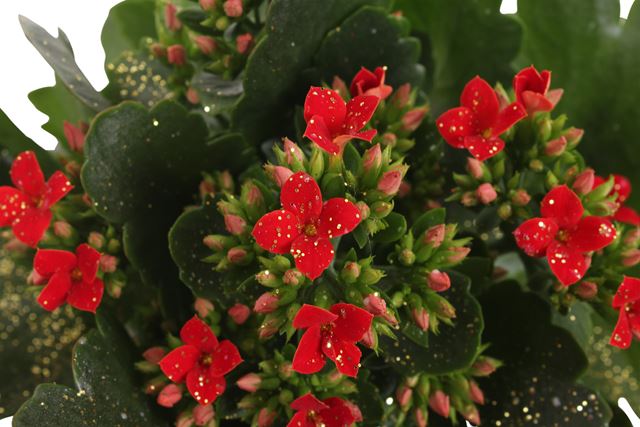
[{"left": 0, "top": 0, "right": 638, "bottom": 425}]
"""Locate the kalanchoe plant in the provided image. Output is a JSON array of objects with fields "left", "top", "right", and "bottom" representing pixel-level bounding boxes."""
[{"left": 2, "top": 1, "right": 640, "bottom": 426}]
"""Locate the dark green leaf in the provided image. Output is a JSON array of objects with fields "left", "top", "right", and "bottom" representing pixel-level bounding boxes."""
[
  {"left": 101, "top": 0, "right": 157, "bottom": 64},
  {"left": 177, "top": 8, "right": 213, "bottom": 35},
  {"left": 374, "top": 212, "right": 407, "bottom": 244},
  {"left": 191, "top": 70, "right": 244, "bottom": 115}
]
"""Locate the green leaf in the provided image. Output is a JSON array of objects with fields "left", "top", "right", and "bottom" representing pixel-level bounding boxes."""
[
  {"left": 232, "top": 0, "right": 390, "bottom": 144},
  {"left": 379, "top": 271, "right": 483, "bottom": 375},
  {"left": 191, "top": 70, "right": 244, "bottom": 115},
  {"left": 478, "top": 282, "right": 612, "bottom": 426},
  {"left": 19, "top": 16, "right": 110, "bottom": 112},
  {"left": 410, "top": 207, "right": 445, "bottom": 236},
  {"left": 13, "top": 315, "right": 166, "bottom": 427},
  {"left": 177, "top": 8, "right": 213, "bottom": 35},
  {"left": 101, "top": 0, "right": 157, "bottom": 64},
  {"left": 373, "top": 212, "right": 407, "bottom": 244},
  {"left": 313, "top": 6, "right": 424, "bottom": 89}
]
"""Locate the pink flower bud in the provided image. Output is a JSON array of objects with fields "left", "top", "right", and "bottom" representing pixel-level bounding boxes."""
[
  {"left": 64, "top": 160, "right": 81, "bottom": 178},
  {"left": 236, "top": 373, "right": 261, "bottom": 392},
  {"left": 195, "top": 35, "right": 216, "bottom": 55},
  {"left": 283, "top": 137, "right": 303, "bottom": 164},
  {"left": 572, "top": 168, "right": 595, "bottom": 195},
  {"left": 575, "top": 281, "right": 598, "bottom": 300},
  {"left": 476, "top": 183, "right": 497, "bottom": 205},
  {"left": 331, "top": 76, "right": 348, "bottom": 99},
  {"left": 279, "top": 362, "right": 294, "bottom": 379},
  {"left": 396, "top": 385, "right": 413, "bottom": 407},
  {"left": 199, "top": 0, "right": 216, "bottom": 11},
  {"left": 428, "top": 270, "right": 451, "bottom": 292},
  {"left": 167, "top": 44, "right": 186, "bottom": 66},
  {"left": 398, "top": 181, "right": 411, "bottom": 198},
  {"left": 463, "top": 405, "right": 481, "bottom": 426},
  {"left": 472, "top": 358, "right": 498, "bottom": 376},
  {"left": 27, "top": 269, "right": 47, "bottom": 286},
  {"left": 193, "top": 404, "right": 215, "bottom": 426},
  {"left": 423, "top": 224, "right": 445, "bottom": 248},
  {"left": 363, "top": 144, "right": 382, "bottom": 173},
  {"left": 88, "top": 232, "right": 105, "bottom": 249},
  {"left": 157, "top": 384, "right": 182, "bottom": 408},
  {"left": 356, "top": 201, "right": 370, "bottom": 220},
  {"left": 467, "top": 157, "right": 484, "bottom": 179},
  {"left": 244, "top": 182, "right": 264, "bottom": 208},
  {"left": 512, "top": 189, "right": 531, "bottom": 206},
  {"left": 344, "top": 401, "right": 363, "bottom": 422},
  {"left": 257, "top": 408, "right": 277, "bottom": 427},
  {"left": 223, "top": 0, "right": 243, "bottom": 17},
  {"left": 220, "top": 170, "right": 233, "bottom": 192},
  {"left": 564, "top": 127, "right": 584, "bottom": 146},
  {"left": 186, "top": 88, "right": 201, "bottom": 105},
  {"left": 381, "top": 132, "right": 397, "bottom": 147},
  {"left": 469, "top": 380, "right": 484, "bottom": 405},
  {"left": 401, "top": 107, "right": 428, "bottom": 132},
  {"left": 236, "top": 33, "right": 253, "bottom": 54},
  {"left": 411, "top": 308, "right": 429, "bottom": 331},
  {"left": 428, "top": 390, "right": 450, "bottom": 418},
  {"left": 377, "top": 170, "right": 403, "bottom": 196},
  {"left": 414, "top": 407, "right": 428, "bottom": 427},
  {"left": 253, "top": 292, "right": 279, "bottom": 313},
  {"left": 392, "top": 83, "right": 411, "bottom": 108},
  {"left": 142, "top": 346, "right": 166, "bottom": 364},
  {"left": 63, "top": 121, "right": 86, "bottom": 152},
  {"left": 448, "top": 246, "right": 470, "bottom": 263},
  {"left": 258, "top": 318, "right": 279, "bottom": 339},
  {"left": 622, "top": 249, "right": 640, "bottom": 267},
  {"left": 176, "top": 413, "right": 194, "bottom": 427},
  {"left": 53, "top": 221, "right": 72, "bottom": 239},
  {"left": 150, "top": 43, "right": 166, "bottom": 58},
  {"left": 282, "top": 269, "right": 303, "bottom": 286},
  {"left": 624, "top": 228, "right": 640, "bottom": 246},
  {"left": 199, "top": 179, "right": 215, "bottom": 198},
  {"left": 99, "top": 254, "right": 118, "bottom": 273},
  {"left": 227, "top": 247, "right": 248, "bottom": 264},
  {"left": 164, "top": 3, "right": 182, "bottom": 31},
  {"left": 544, "top": 136, "right": 567, "bottom": 157},
  {"left": 461, "top": 191, "right": 476, "bottom": 207},
  {"left": 363, "top": 293, "right": 387, "bottom": 316},
  {"left": 194, "top": 298, "right": 214, "bottom": 318},
  {"left": 224, "top": 214, "right": 246, "bottom": 235},
  {"left": 228, "top": 303, "right": 251, "bottom": 324},
  {"left": 360, "top": 326, "right": 376, "bottom": 349},
  {"left": 265, "top": 165, "right": 293, "bottom": 187}
]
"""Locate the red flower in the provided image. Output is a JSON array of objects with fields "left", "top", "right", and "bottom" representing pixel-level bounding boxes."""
[
  {"left": 287, "top": 393, "right": 358, "bottom": 427},
  {"left": 159, "top": 316, "right": 242, "bottom": 405},
  {"left": 252, "top": 172, "right": 361, "bottom": 280},
  {"left": 349, "top": 66, "right": 393, "bottom": 100},
  {"left": 594, "top": 174, "right": 640, "bottom": 226},
  {"left": 291, "top": 303, "right": 373, "bottom": 377},
  {"left": 0, "top": 151, "right": 73, "bottom": 246},
  {"left": 303, "top": 87, "right": 379, "bottom": 154},
  {"left": 33, "top": 243, "right": 103, "bottom": 313},
  {"left": 436, "top": 76, "right": 526, "bottom": 161},
  {"left": 513, "top": 185, "right": 616, "bottom": 286},
  {"left": 513, "top": 66, "right": 563, "bottom": 115},
  {"left": 610, "top": 276, "right": 640, "bottom": 349}
]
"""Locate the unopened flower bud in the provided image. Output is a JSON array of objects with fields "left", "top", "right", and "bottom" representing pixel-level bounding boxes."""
[
  {"left": 254, "top": 292, "right": 279, "bottom": 313},
  {"left": 428, "top": 390, "right": 450, "bottom": 418},
  {"left": 195, "top": 35, "right": 216, "bottom": 55},
  {"left": 356, "top": 201, "right": 370, "bottom": 220},
  {"left": 360, "top": 326, "right": 377, "bottom": 349},
  {"left": 256, "top": 270, "right": 278, "bottom": 287},
  {"left": 363, "top": 144, "right": 382, "bottom": 174},
  {"left": 257, "top": 408, "right": 277, "bottom": 427},
  {"left": 624, "top": 228, "right": 640, "bottom": 246},
  {"left": 237, "top": 373, "right": 261, "bottom": 392},
  {"left": 144, "top": 377, "right": 166, "bottom": 395},
  {"left": 157, "top": 384, "right": 182, "bottom": 408},
  {"left": 412, "top": 308, "right": 430, "bottom": 331},
  {"left": 186, "top": 88, "right": 200, "bottom": 105},
  {"left": 381, "top": 132, "right": 397, "bottom": 147},
  {"left": 468, "top": 380, "right": 484, "bottom": 405},
  {"left": 88, "top": 232, "right": 106, "bottom": 250},
  {"left": 396, "top": 385, "right": 413, "bottom": 408},
  {"left": 150, "top": 43, "right": 166, "bottom": 58},
  {"left": 423, "top": 224, "right": 445, "bottom": 247},
  {"left": 341, "top": 261, "right": 361, "bottom": 283},
  {"left": 224, "top": 214, "right": 246, "bottom": 235},
  {"left": 574, "top": 281, "right": 598, "bottom": 300},
  {"left": 199, "top": 178, "right": 214, "bottom": 198},
  {"left": 544, "top": 136, "right": 567, "bottom": 156},
  {"left": 236, "top": 33, "right": 253, "bottom": 54},
  {"left": 622, "top": 249, "right": 640, "bottom": 267},
  {"left": 476, "top": 183, "right": 497, "bottom": 205},
  {"left": 363, "top": 293, "right": 387, "bottom": 316},
  {"left": 167, "top": 44, "right": 186, "bottom": 66},
  {"left": 53, "top": 221, "right": 72, "bottom": 239},
  {"left": 165, "top": 3, "right": 182, "bottom": 31},
  {"left": 461, "top": 191, "right": 476, "bottom": 207},
  {"left": 27, "top": 269, "right": 47, "bottom": 286},
  {"left": 143, "top": 347, "right": 166, "bottom": 364},
  {"left": 228, "top": 303, "right": 251, "bottom": 324},
  {"left": 399, "top": 248, "right": 416, "bottom": 266},
  {"left": 283, "top": 137, "right": 304, "bottom": 165},
  {"left": 265, "top": 165, "right": 293, "bottom": 187},
  {"left": 414, "top": 407, "right": 428, "bottom": 427},
  {"left": 227, "top": 247, "right": 248, "bottom": 264},
  {"left": 199, "top": 0, "right": 216, "bottom": 10},
  {"left": 428, "top": 270, "right": 451, "bottom": 292},
  {"left": 402, "top": 107, "right": 428, "bottom": 132},
  {"left": 564, "top": 127, "right": 584, "bottom": 147},
  {"left": 332, "top": 76, "right": 348, "bottom": 98},
  {"left": 371, "top": 201, "right": 393, "bottom": 217},
  {"left": 258, "top": 317, "right": 280, "bottom": 339},
  {"left": 63, "top": 121, "right": 86, "bottom": 152},
  {"left": 511, "top": 189, "right": 531, "bottom": 206},
  {"left": 471, "top": 357, "right": 499, "bottom": 376},
  {"left": 392, "top": 83, "right": 411, "bottom": 108},
  {"left": 176, "top": 413, "right": 194, "bottom": 427},
  {"left": 498, "top": 202, "right": 512, "bottom": 219},
  {"left": 99, "top": 254, "right": 118, "bottom": 273},
  {"left": 573, "top": 168, "right": 595, "bottom": 195},
  {"left": 448, "top": 246, "right": 470, "bottom": 263},
  {"left": 377, "top": 170, "right": 403, "bottom": 196},
  {"left": 463, "top": 405, "right": 481, "bottom": 426},
  {"left": 359, "top": 267, "right": 384, "bottom": 286},
  {"left": 223, "top": 0, "right": 243, "bottom": 17},
  {"left": 194, "top": 298, "right": 214, "bottom": 318},
  {"left": 467, "top": 157, "right": 484, "bottom": 180},
  {"left": 193, "top": 404, "right": 215, "bottom": 426}
]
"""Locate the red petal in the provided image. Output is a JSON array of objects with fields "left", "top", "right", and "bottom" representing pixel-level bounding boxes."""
[
  {"left": 613, "top": 206, "right": 640, "bottom": 225},
  {"left": 280, "top": 172, "right": 323, "bottom": 225},
  {"left": 34, "top": 249, "right": 77, "bottom": 276},
  {"left": 493, "top": 102, "right": 527, "bottom": 135},
  {"left": 252, "top": 209, "right": 300, "bottom": 254},
  {"left": 514, "top": 218, "right": 559, "bottom": 257},
  {"left": 292, "top": 325, "right": 326, "bottom": 374},
  {"left": 159, "top": 345, "right": 200, "bottom": 382},
  {"left": 291, "top": 393, "right": 329, "bottom": 412},
  {"left": 613, "top": 174, "right": 632, "bottom": 203},
  {"left": 330, "top": 303, "right": 373, "bottom": 342},
  {"left": 290, "top": 235, "right": 334, "bottom": 280},
  {"left": 464, "top": 135, "right": 504, "bottom": 161},
  {"left": 610, "top": 310, "right": 632, "bottom": 349},
  {"left": 322, "top": 338, "right": 362, "bottom": 377},
  {"left": 513, "top": 66, "right": 550, "bottom": 103},
  {"left": 343, "top": 95, "right": 379, "bottom": 134},
  {"left": 541, "top": 185, "right": 584, "bottom": 229},
  {"left": 43, "top": 171, "right": 73, "bottom": 208},
  {"left": 304, "top": 115, "right": 341, "bottom": 154},
  {"left": 460, "top": 76, "right": 499, "bottom": 131},
  {"left": 320, "top": 398, "right": 357, "bottom": 427},
  {"left": 180, "top": 316, "right": 219, "bottom": 354},
  {"left": 350, "top": 67, "right": 378, "bottom": 97},
  {"left": 76, "top": 243, "right": 101, "bottom": 281},
  {"left": 287, "top": 412, "right": 315, "bottom": 427},
  {"left": 613, "top": 276, "right": 640, "bottom": 308},
  {"left": 352, "top": 129, "right": 377, "bottom": 143},
  {"left": 303, "top": 87, "right": 346, "bottom": 136},
  {"left": 293, "top": 304, "right": 338, "bottom": 329},
  {"left": 0, "top": 187, "right": 29, "bottom": 226},
  {"left": 435, "top": 107, "right": 473, "bottom": 148},
  {"left": 10, "top": 151, "right": 45, "bottom": 197},
  {"left": 317, "top": 198, "right": 361, "bottom": 239},
  {"left": 37, "top": 272, "right": 71, "bottom": 311},
  {"left": 186, "top": 365, "right": 226, "bottom": 405},
  {"left": 521, "top": 91, "right": 554, "bottom": 114},
  {"left": 13, "top": 207, "right": 51, "bottom": 247},
  {"left": 546, "top": 89, "right": 563, "bottom": 108},
  {"left": 546, "top": 241, "right": 590, "bottom": 286},
  {"left": 566, "top": 216, "right": 616, "bottom": 252},
  {"left": 67, "top": 278, "right": 104, "bottom": 313},
  {"left": 210, "top": 339, "right": 242, "bottom": 376}
]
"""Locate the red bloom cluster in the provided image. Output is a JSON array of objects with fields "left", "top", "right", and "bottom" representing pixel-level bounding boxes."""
[
  {"left": 159, "top": 316, "right": 242, "bottom": 405},
  {"left": 513, "top": 66, "right": 563, "bottom": 115},
  {"left": 252, "top": 172, "right": 361, "bottom": 280},
  {"left": 292, "top": 303, "right": 373, "bottom": 377},
  {"left": 288, "top": 393, "right": 361, "bottom": 427},
  {"left": 33, "top": 244, "right": 103, "bottom": 313},
  {"left": 514, "top": 185, "right": 616, "bottom": 285},
  {"left": 349, "top": 66, "right": 392, "bottom": 100},
  {"left": 610, "top": 276, "right": 640, "bottom": 349},
  {"left": 0, "top": 151, "right": 73, "bottom": 246}
]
